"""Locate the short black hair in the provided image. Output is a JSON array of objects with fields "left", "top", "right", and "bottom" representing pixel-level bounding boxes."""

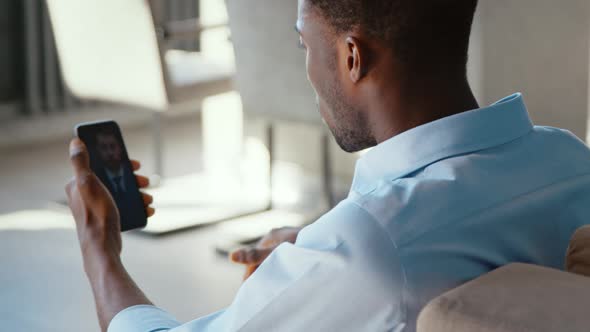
[{"left": 308, "top": 0, "right": 478, "bottom": 75}]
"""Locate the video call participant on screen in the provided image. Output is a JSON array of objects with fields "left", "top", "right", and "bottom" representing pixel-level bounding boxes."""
[{"left": 94, "top": 128, "right": 137, "bottom": 225}]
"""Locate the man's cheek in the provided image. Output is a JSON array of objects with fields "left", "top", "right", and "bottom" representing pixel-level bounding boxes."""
[
  {"left": 317, "top": 98, "right": 334, "bottom": 127},
  {"left": 305, "top": 51, "right": 321, "bottom": 92}
]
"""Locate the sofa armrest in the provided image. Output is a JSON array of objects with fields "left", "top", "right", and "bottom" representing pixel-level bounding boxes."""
[
  {"left": 417, "top": 263, "right": 590, "bottom": 332},
  {"left": 566, "top": 225, "right": 590, "bottom": 277}
]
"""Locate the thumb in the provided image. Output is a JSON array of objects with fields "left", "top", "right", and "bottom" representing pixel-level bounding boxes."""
[
  {"left": 230, "top": 247, "right": 274, "bottom": 265},
  {"left": 69, "top": 138, "right": 91, "bottom": 178}
]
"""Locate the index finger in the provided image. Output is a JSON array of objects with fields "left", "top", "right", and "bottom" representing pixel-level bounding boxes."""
[
  {"left": 130, "top": 160, "right": 141, "bottom": 171},
  {"left": 243, "top": 265, "right": 259, "bottom": 281},
  {"left": 69, "top": 138, "right": 91, "bottom": 177},
  {"left": 230, "top": 247, "right": 273, "bottom": 265}
]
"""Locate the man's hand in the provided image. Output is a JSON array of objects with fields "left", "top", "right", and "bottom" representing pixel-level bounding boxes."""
[
  {"left": 65, "top": 138, "right": 121, "bottom": 270},
  {"left": 64, "top": 138, "right": 155, "bottom": 332},
  {"left": 230, "top": 226, "right": 302, "bottom": 280},
  {"left": 64, "top": 138, "right": 154, "bottom": 270}
]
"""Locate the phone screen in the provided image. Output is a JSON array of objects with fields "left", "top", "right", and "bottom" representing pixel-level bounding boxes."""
[{"left": 76, "top": 120, "right": 147, "bottom": 232}]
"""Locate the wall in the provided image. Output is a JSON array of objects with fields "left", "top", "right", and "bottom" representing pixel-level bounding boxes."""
[{"left": 470, "top": 0, "right": 590, "bottom": 140}]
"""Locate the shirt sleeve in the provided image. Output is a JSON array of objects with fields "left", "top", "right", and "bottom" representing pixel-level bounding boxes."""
[
  {"left": 109, "top": 201, "right": 406, "bottom": 332},
  {"left": 107, "top": 305, "right": 181, "bottom": 332}
]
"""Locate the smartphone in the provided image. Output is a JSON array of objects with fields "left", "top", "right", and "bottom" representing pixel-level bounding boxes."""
[{"left": 75, "top": 120, "right": 147, "bottom": 232}]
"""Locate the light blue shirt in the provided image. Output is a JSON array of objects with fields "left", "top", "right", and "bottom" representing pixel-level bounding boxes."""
[{"left": 109, "top": 93, "right": 590, "bottom": 332}]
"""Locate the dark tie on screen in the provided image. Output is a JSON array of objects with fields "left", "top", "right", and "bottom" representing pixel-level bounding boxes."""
[{"left": 113, "top": 176, "right": 124, "bottom": 194}]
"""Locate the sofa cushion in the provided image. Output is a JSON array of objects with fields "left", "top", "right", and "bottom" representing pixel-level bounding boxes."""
[
  {"left": 566, "top": 225, "right": 590, "bottom": 277},
  {"left": 417, "top": 263, "right": 590, "bottom": 332}
]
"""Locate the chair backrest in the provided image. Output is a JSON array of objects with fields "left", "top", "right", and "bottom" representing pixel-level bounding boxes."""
[
  {"left": 226, "top": 0, "right": 321, "bottom": 124},
  {"left": 46, "top": 0, "right": 169, "bottom": 110}
]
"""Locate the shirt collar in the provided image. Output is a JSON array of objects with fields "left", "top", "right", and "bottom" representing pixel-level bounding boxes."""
[
  {"left": 105, "top": 167, "right": 124, "bottom": 180},
  {"left": 351, "top": 93, "right": 534, "bottom": 195}
]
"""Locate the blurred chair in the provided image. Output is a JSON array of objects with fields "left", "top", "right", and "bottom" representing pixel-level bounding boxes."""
[
  {"left": 417, "top": 225, "right": 590, "bottom": 332},
  {"left": 214, "top": 0, "right": 336, "bottom": 251},
  {"left": 45, "top": 0, "right": 234, "bottom": 176},
  {"left": 227, "top": 0, "right": 320, "bottom": 125},
  {"left": 226, "top": 0, "right": 335, "bottom": 203},
  {"left": 46, "top": 0, "right": 272, "bottom": 233}
]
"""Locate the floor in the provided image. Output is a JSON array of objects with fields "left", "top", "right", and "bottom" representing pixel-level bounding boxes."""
[
  {"left": 0, "top": 216, "right": 244, "bottom": 332},
  {"left": 0, "top": 111, "right": 246, "bottom": 331}
]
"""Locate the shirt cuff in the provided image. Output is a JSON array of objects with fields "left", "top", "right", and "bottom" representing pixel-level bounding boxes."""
[{"left": 108, "top": 305, "right": 181, "bottom": 332}]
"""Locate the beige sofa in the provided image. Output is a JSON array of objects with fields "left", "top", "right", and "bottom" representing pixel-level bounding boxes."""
[{"left": 417, "top": 226, "right": 590, "bottom": 332}]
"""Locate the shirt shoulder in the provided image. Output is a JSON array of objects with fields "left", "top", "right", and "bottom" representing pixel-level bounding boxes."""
[
  {"left": 533, "top": 126, "right": 590, "bottom": 161},
  {"left": 177, "top": 200, "right": 407, "bottom": 332},
  {"left": 290, "top": 199, "right": 406, "bottom": 288},
  {"left": 350, "top": 126, "right": 590, "bottom": 247},
  {"left": 297, "top": 199, "right": 397, "bottom": 250},
  {"left": 247, "top": 200, "right": 407, "bottom": 331}
]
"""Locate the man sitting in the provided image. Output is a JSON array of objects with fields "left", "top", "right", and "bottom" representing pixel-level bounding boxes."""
[{"left": 65, "top": 0, "right": 590, "bottom": 331}]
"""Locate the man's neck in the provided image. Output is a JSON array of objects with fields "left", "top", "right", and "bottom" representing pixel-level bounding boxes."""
[{"left": 368, "top": 78, "right": 479, "bottom": 144}]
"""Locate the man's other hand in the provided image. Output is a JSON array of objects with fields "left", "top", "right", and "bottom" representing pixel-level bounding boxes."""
[{"left": 230, "top": 226, "right": 302, "bottom": 280}]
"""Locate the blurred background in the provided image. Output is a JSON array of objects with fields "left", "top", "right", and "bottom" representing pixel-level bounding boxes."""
[{"left": 0, "top": 0, "right": 589, "bottom": 331}]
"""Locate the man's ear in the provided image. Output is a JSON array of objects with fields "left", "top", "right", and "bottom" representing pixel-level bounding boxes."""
[{"left": 345, "top": 36, "right": 367, "bottom": 83}]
